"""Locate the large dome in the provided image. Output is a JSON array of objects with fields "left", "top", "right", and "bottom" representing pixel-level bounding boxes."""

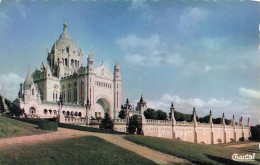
[{"left": 52, "top": 21, "right": 78, "bottom": 53}]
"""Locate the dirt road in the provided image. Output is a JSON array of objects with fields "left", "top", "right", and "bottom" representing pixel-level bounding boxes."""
[{"left": 0, "top": 127, "right": 192, "bottom": 165}]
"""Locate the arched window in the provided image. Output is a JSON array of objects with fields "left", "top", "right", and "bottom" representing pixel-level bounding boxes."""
[
  {"left": 70, "top": 111, "right": 74, "bottom": 116},
  {"left": 62, "top": 58, "right": 64, "bottom": 65},
  {"left": 43, "top": 109, "right": 47, "bottom": 114},
  {"left": 32, "top": 88, "right": 34, "bottom": 96},
  {"left": 66, "top": 111, "right": 70, "bottom": 116},
  {"left": 71, "top": 59, "right": 74, "bottom": 68},
  {"left": 75, "top": 60, "right": 77, "bottom": 68},
  {"left": 78, "top": 112, "right": 82, "bottom": 117},
  {"left": 53, "top": 110, "right": 57, "bottom": 115},
  {"left": 78, "top": 61, "right": 79, "bottom": 68},
  {"left": 75, "top": 112, "right": 78, "bottom": 116},
  {"left": 49, "top": 110, "right": 52, "bottom": 115},
  {"left": 65, "top": 58, "right": 68, "bottom": 66},
  {"left": 62, "top": 111, "right": 65, "bottom": 115}
]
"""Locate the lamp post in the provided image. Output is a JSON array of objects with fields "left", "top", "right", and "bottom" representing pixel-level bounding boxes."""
[
  {"left": 85, "top": 99, "right": 91, "bottom": 126},
  {"left": 57, "top": 94, "right": 63, "bottom": 123}
]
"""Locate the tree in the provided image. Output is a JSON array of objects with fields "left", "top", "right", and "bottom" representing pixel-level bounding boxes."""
[
  {"left": 100, "top": 112, "right": 114, "bottom": 130},
  {"left": 213, "top": 118, "right": 222, "bottom": 124},
  {"left": 144, "top": 108, "right": 157, "bottom": 119},
  {"left": 127, "top": 115, "right": 142, "bottom": 134},
  {"left": 0, "top": 95, "right": 5, "bottom": 113},
  {"left": 118, "top": 109, "right": 126, "bottom": 119},
  {"left": 198, "top": 115, "right": 210, "bottom": 123},
  {"left": 250, "top": 125, "right": 260, "bottom": 141},
  {"left": 157, "top": 110, "right": 167, "bottom": 120}
]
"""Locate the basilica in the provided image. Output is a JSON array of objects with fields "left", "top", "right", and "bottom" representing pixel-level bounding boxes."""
[
  {"left": 18, "top": 21, "right": 121, "bottom": 120},
  {"left": 17, "top": 21, "right": 250, "bottom": 144}
]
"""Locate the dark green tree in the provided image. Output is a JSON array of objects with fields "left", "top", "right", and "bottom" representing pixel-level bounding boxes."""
[
  {"left": 157, "top": 110, "right": 168, "bottom": 120},
  {"left": 127, "top": 115, "right": 142, "bottom": 134},
  {"left": 198, "top": 115, "right": 210, "bottom": 123},
  {"left": 118, "top": 109, "right": 126, "bottom": 119},
  {"left": 213, "top": 118, "right": 222, "bottom": 124},
  {"left": 0, "top": 95, "right": 5, "bottom": 113},
  {"left": 100, "top": 112, "right": 114, "bottom": 130},
  {"left": 250, "top": 125, "right": 260, "bottom": 141},
  {"left": 144, "top": 108, "right": 157, "bottom": 119}
]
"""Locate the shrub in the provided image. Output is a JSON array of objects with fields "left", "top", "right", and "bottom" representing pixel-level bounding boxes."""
[
  {"left": 230, "top": 138, "right": 235, "bottom": 142},
  {"left": 217, "top": 138, "right": 222, "bottom": 143},
  {"left": 100, "top": 113, "right": 114, "bottom": 130},
  {"left": 58, "top": 123, "right": 126, "bottom": 135},
  {"left": 38, "top": 121, "right": 57, "bottom": 131},
  {"left": 239, "top": 137, "right": 245, "bottom": 142}
]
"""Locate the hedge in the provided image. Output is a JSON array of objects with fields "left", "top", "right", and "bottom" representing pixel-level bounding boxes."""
[
  {"left": 58, "top": 123, "right": 127, "bottom": 135},
  {"left": 3, "top": 115, "right": 127, "bottom": 135},
  {"left": 38, "top": 121, "right": 57, "bottom": 131}
]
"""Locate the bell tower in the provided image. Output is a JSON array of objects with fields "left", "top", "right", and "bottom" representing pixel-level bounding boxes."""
[{"left": 114, "top": 60, "right": 121, "bottom": 119}]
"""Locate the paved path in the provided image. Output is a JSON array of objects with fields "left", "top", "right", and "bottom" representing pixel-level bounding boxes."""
[{"left": 0, "top": 127, "right": 192, "bottom": 165}]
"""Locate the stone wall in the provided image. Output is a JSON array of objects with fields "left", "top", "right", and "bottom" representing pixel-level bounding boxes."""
[{"left": 140, "top": 119, "right": 250, "bottom": 144}]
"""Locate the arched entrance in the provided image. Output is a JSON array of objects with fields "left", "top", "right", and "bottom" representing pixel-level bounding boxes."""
[
  {"left": 95, "top": 98, "right": 110, "bottom": 118},
  {"left": 29, "top": 107, "right": 36, "bottom": 115}
]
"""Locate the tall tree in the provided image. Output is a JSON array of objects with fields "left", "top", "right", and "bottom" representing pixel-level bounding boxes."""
[
  {"left": 157, "top": 110, "right": 167, "bottom": 120},
  {"left": 118, "top": 109, "right": 126, "bottom": 119},
  {"left": 144, "top": 108, "right": 157, "bottom": 119},
  {"left": 0, "top": 95, "right": 5, "bottom": 113},
  {"left": 100, "top": 112, "right": 114, "bottom": 130},
  {"left": 127, "top": 115, "right": 142, "bottom": 134}
]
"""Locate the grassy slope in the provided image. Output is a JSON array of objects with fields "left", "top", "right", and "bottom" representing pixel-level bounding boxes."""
[
  {"left": 125, "top": 135, "right": 258, "bottom": 165},
  {"left": 0, "top": 136, "right": 157, "bottom": 165},
  {"left": 0, "top": 116, "right": 47, "bottom": 138}
]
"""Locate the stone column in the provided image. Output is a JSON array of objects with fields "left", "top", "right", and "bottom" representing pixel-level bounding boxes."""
[
  {"left": 170, "top": 103, "right": 176, "bottom": 139},
  {"left": 209, "top": 110, "right": 214, "bottom": 144},
  {"left": 192, "top": 107, "right": 197, "bottom": 143}
]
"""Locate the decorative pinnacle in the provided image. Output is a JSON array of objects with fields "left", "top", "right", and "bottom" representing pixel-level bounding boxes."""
[
  {"left": 171, "top": 102, "right": 174, "bottom": 109},
  {"left": 63, "top": 21, "right": 68, "bottom": 32},
  {"left": 126, "top": 97, "right": 129, "bottom": 104},
  {"left": 193, "top": 107, "right": 196, "bottom": 112},
  {"left": 210, "top": 110, "right": 212, "bottom": 114},
  {"left": 140, "top": 95, "right": 144, "bottom": 103}
]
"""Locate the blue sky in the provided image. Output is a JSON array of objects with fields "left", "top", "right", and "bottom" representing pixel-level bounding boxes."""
[{"left": 0, "top": 0, "right": 259, "bottom": 125}]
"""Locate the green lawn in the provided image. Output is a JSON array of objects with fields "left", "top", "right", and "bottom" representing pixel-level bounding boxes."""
[
  {"left": 125, "top": 135, "right": 259, "bottom": 165},
  {"left": 0, "top": 136, "right": 157, "bottom": 165},
  {"left": 0, "top": 116, "right": 47, "bottom": 138}
]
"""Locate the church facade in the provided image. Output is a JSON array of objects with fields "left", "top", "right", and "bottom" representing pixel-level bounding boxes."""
[{"left": 18, "top": 21, "right": 121, "bottom": 120}]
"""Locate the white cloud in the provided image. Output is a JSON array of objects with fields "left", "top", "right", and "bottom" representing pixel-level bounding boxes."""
[
  {"left": 116, "top": 34, "right": 183, "bottom": 66},
  {"left": 0, "top": 73, "right": 24, "bottom": 100},
  {"left": 146, "top": 93, "right": 233, "bottom": 116},
  {"left": 125, "top": 54, "right": 146, "bottom": 64},
  {"left": 179, "top": 7, "right": 208, "bottom": 33},
  {"left": 129, "top": 0, "right": 153, "bottom": 21},
  {"left": 239, "top": 87, "right": 260, "bottom": 99},
  {"left": 116, "top": 34, "right": 160, "bottom": 51},
  {"left": 204, "top": 65, "right": 213, "bottom": 72}
]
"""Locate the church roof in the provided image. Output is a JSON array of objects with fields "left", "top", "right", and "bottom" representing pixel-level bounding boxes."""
[
  {"left": 51, "top": 21, "right": 78, "bottom": 53},
  {"left": 24, "top": 69, "right": 34, "bottom": 90}
]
